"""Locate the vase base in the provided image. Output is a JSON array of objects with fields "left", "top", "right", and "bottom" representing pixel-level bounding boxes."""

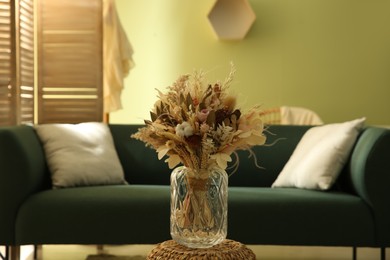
[
  {"left": 147, "top": 239, "right": 256, "bottom": 260},
  {"left": 171, "top": 233, "right": 225, "bottom": 248}
]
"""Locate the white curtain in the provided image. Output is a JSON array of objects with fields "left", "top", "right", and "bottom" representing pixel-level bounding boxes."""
[{"left": 103, "top": 0, "right": 135, "bottom": 113}]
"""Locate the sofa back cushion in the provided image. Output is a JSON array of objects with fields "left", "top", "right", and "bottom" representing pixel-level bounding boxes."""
[
  {"left": 109, "top": 124, "right": 171, "bottom": 185},
  {"left": 271, "top": 118, "right": 365, "bottom": 190},
  {"left": 230, "top": 125, "right": 312, "bottom": 187},
  {"left": 35, "top": 122, "right": 127, "bottom": 188},
  {"left": 110, "top": 124, "right": 313, "bottom": 187}
]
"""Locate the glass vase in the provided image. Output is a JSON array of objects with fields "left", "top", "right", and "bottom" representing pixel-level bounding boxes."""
[{"left": 170, "top": 166, "right": 228, "bottom": 248}]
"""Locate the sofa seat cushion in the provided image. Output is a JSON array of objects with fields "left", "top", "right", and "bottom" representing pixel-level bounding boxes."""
[
  {"left": 16, "top": 185, "right": 376, "bottom": 247},
  {"left": 228, "top": 187, "right": 375, "bottom": 246},
  {"left": 16, "top": 185, "right": 171, "bottom": 245}
]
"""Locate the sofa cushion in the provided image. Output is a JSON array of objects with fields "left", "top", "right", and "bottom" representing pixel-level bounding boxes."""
[
  {"left": 109, "top": 124, "right": 172, "bottom": 185},
  {"left": 228, "top": 187, "right": 375, "bottom": 246},
  {"left": 15, "top": 185, "right": 171, "bottom": 245},
  {"left": 272, "top": 118, "right": 365, "bottom": 190},
  {"left": 35, "top": 122, "right": 126, "bottom": 188},
  {"left": 15, "top": 186, "right": 375, "bottom": 246}
]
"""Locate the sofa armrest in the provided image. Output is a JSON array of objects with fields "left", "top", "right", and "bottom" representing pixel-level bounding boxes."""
[
  {"left": 0, "top": 125, "right": 49, "bottom": 245},
  {"left": 349, "top": 127, "right": 390, "bottom": 246}
]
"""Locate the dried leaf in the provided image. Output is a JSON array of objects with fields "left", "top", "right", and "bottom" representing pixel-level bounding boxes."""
[
  {"left": 199, "top": 101, "right": 206, "bottom": 110},
  {"left": 232, "top": 109, "right": 241, "bottom": 120},
  {"left": 210, "top": 153, "right": 232, "bottom": 169},
  {"left": 180, "top": 93, "right": 185, "bottom": 104},
  {"left": 181, "top": 108, "right": 187, "bottom": 121},
  {"left": 201, "top": 85, "right": 213, "bottom": 104},
  {"left": 230, "top": 114, "right": 237, "bottom": 131},
  {"left": 157, "top": 146, "right": 170, "bottom": 160},
  {"left": 150, "top": 111, "right": 157, "bottom": 122},
  {"left": 206, "top": 110, "right": 216, "bottom": 127},
  {"left": 155, "top": 105, "right": 161, "bottom": 116},
  {"left": 186, "top": 93, "right": 193, "bottom": 110},
  {"left": 160, "top": 102, "right": 165, "bottom": 115},
  {"left": 166, "top": 154, "right": 181, "bottom": 169}
]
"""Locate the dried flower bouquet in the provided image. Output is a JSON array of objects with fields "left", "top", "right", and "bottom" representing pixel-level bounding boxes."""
[
  {"left": 132, "top": 64, "right": 267, "bottom": 244},
  {"left": 132, "top": 64, "right": 266, "bottom": 174}
]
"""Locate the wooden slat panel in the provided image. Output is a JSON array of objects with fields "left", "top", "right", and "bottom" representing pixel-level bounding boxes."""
[
  {"left": 0, "top": 0, "right": 34, "bottom": 126},
  {"left": 0, "top": 0, "right": 11, "bottom": 89},
  {"left": 39, "top": 98, "right": 102, "bottom": 124},
  {"left": 0, "top": 0, "right": 14, "bottom": 126},
  {"left": 40, "top": 0, "right": 101, "bottom": 31},
  {"left": 19, "top": 0, "right": 34, "bottom": 125},
  {"left": 38, "top": 0, "right": 103, "bottom": 124},
  {"left": 20, "top": 97, "right": 33, "bottom": 122}
]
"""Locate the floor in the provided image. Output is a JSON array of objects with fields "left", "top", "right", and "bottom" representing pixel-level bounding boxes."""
[{"left": 6, "top": 244, "right": 387, "bottom": 260}]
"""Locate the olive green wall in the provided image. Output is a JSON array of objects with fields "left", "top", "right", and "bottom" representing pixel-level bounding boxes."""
[{"left": 110, "top": 0, "right": 390, "bottom": 126}]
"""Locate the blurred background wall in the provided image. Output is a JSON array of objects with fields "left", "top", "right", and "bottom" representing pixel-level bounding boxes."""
[{"left": 110, "top": 0, "right": 390, "bottom": 126}]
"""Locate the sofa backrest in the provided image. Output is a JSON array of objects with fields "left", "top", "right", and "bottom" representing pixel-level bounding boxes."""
[
  {"left": 229, "top": 125, "right": 312, "bottom": 187},
  {"left": 109, "top": 124, "right": 313, "bottom": 187},
  {"left": 109, "top": 124, "right": 172, "bottom": 185}
]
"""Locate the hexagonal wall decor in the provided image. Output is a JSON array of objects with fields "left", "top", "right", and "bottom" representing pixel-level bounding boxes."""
[{"left": 207, "top": 0, "right": 256, "bottom": 40}]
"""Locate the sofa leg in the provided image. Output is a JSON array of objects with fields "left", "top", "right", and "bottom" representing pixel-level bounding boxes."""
[
  {"left": 352, "top": 247, "right": 357, "bottom": 260},
  {"left": 381, "top": 247, "right": 386, "bottom": 260},
  {"left": 9, "top": 246, "right": 20, "bottom": 260},
  {"left": 97, "top": 245, "right": 107, "bottom": 255},
  {"left": 34, "top": 245, "right": 42, "bottom": 260}
]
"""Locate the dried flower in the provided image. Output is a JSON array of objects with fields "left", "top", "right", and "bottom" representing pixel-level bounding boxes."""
[
  {"left": 197, "top": 109, "right": 210, "bottom": 122},
  {"left": 131, "top": 64, "right": 267, "bottom": 175},
  {"left": 175, "top": 122, "right": 194, "bottom": 137}
]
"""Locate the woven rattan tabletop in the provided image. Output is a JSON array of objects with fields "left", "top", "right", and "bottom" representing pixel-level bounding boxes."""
[{"left": 147, "top": 239, "right": 256, "bottom": 260}]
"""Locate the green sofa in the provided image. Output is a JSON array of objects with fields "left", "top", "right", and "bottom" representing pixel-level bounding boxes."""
[{"left": 1, "top": 124, "right": 389, "bottom": 259}]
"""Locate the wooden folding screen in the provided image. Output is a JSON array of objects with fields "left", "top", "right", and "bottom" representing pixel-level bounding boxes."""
[
  {"left": 0, "top": 0, "right": 102, "bottom": 126},
  {"left": 0, "top": 0, "right": 34, "bottom": 126},
  {"left": 37, "top": 0, "right": 103, "bottom": 124}
]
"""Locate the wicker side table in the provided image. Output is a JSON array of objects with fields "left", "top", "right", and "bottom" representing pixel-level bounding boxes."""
[{"left": 147, "top": 239, "right": 256, "bottom": 260}]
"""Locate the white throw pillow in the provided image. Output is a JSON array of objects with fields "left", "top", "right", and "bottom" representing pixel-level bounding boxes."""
[
  {"left": 272, "top": 118, "right": 366, "bottom": 190},
  {"left": 35, "top": 122, "right": 126, "bottom": 188}
]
